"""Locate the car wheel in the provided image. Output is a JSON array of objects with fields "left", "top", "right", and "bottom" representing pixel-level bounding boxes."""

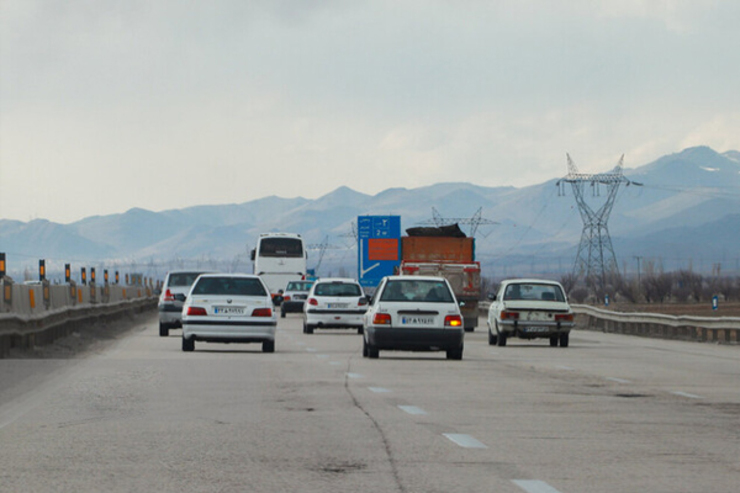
[
  {"left": 182, "top": 336, "right": 194, "bottom": 352},
  {"left": 305, "top": 324, "right": 314, "bottom": 335},
  {"left": 262, "top": 340, "right": 275, "bottom": 353},
  {"left": 550, "top": 336, "right": 559, "bottom": 347},
  {"left": 280, "top": 310, "right": 286, "bottom": 318},
  {"left": 446, "top": 345, "right": 463, "bottom": 360},
  {"left": 559, "top": 332, "right": 569, "bottom": 348},
  {"left": 159, "top": 323, "right": 169, "bottom": 337},
  {"left": 362, "top": 337, "right": 369, "bottom": 357},
  {"left": 496, "top": 330, "right": 507, "bottom": 347},
  {"left": 357, "top": 326, "right": 364, "bottom": 335},
  {"left": 367, "top": 342, "right": 379, "bottom": 359},
  {"left": 464, "top": 327, "right": 474, "bottom": 333},
  {"left": 488, "top": 330, "right": 498, "bottom": 345}
]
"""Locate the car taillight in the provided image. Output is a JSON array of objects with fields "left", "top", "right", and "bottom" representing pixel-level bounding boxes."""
[
  {"left": 163, "top": 289, "right": 175, "bottom": 302},
  {"left": 555, "top": 313, "right": 574, "bottom": 322},
  {"left": 283, "top": 295, "right": 291, "bottom": 302},
  {"left": 308, "top": 298, "right": 318, "bottom": 306},
  {"left": 252, "top": 308, "right": 272, "bottom": 317},
  {"left": 444, "top": 315, "right": 463, "bottom": 327},
  {"left": 500, "top": 310, "right": 519, "bottom": 320},
  {"left": 373, "top": 313, "right": 391, "bottom": 325},
  {"left": 187, "top": 306, "right": 207, "bottom": 316}
]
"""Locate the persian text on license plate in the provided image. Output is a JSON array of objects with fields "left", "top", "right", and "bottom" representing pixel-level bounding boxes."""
[
  {"left": 523, "top": 326, "right": 549, "bottom": 333},
  {"left": 214, "top": 306, "right": 245, "bottom": 315},
  {"left": 402, "top": 316, "right": 434, "bottom": 325},
  {"left": 328, "top": 303, "right": 349, "bottom": 309}
]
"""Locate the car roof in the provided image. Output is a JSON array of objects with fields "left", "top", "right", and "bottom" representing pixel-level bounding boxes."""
[
  {"left": 314, "top": 277, "right": 360, "bottom": 284},
  {"left": 500, "top": 278, "right": 563, "bottom": 286},
  {"left": 166, "top": 270, "right": 212, "bottom": 276},
  {"left": 195, "top": 273, "right": 261, "bottom": 279},
  {"left": 383, "top": 275, "right": 448, "bottom": 283}
]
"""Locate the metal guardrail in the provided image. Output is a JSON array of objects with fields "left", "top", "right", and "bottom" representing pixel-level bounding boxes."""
[{"left": 571, "top": 304, "right": 740, "bottom": 330}]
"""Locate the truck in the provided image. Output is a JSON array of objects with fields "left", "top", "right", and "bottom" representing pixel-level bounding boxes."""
[{"left": 398, "top": 225, "right": 481, "bottom": 331}]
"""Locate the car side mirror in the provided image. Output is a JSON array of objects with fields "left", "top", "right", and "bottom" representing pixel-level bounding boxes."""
[
  {"left": 459, "top": 301, "right": 466, "bottom": 307},
  {"left": 488, "top": 293, "right": 496, "bottom": 301},
  {"left": 175, "top": 293, "right": 187, "bottom": 302}
]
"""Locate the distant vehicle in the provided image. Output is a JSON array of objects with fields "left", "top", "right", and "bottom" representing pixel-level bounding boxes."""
[
  {"left": 158, "top": 270, "right": 210, "bottom": 337},
  {"left": 487, "top": 279, "right": 575, "bottom": 347},
  {"left": 251, "top": 233, "right": 307, "bottom": 301},
  {"left": 303, "top": 278, "right": 368, "bottom": 334},
  {"left": 362, "top": 275, "right": 464, "bottom": 360},
  {"left": 280, "top": 280, "right": 314, "bottom": 318},
  {"left": 181, "top": 274, "right": 276, "bottom": 353}
]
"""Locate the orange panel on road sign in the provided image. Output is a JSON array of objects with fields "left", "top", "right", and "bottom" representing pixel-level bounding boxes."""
[{"left": 368, "top": 238, "right": 399, "bottom": 261}]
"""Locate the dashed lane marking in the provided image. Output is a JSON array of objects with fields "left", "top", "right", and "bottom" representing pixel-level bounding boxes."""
[
  {"left": 606, "top": 377, "right": 631, "bottom": 384},
  {"left": 512, "top": 479, "right": 563, "bottom": 493},
  {"left": 442, "top": 433, "right": 487, "bottom": 449},
  {"left": 671, "top": 391, "right": 703, "bottom": 399},
  {"left": 368, "top": 387, "right": 392, "bottom": 393},
  {"left": 398, "top": 405, "right": 427, "bottom": 415}
]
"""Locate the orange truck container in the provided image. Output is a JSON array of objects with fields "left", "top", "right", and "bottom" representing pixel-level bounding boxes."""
[{"left": 399, "top": 235, "right": 480, "bottom": 331}]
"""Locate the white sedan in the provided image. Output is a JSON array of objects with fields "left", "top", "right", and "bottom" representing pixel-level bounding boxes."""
[
  {"left": 181, "top": 274, "right": 277, "bottom": 352},
  {"left": 487, "top": 279, "right": 575, "bottom": 347},
  {"left": 362, "top": 275, "right": 464, "bottom": 360},
  {"left": 303, "top": 278, "right": 368, "bottom": 334}
]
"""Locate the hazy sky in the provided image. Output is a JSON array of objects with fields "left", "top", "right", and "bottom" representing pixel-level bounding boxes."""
[{"left": 2, "top": 0, "right": 739, "bottom": 224}]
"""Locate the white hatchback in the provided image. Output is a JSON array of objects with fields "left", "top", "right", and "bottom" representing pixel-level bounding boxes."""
[
  {"left": 303, "top": 278, "right": 368, "bottom": 334},
  {"left": 181, "top": 274, "right": 277, "bottom": 352},
  {"left": 362, "top": 276, "right": 464, "bottom": 360}
]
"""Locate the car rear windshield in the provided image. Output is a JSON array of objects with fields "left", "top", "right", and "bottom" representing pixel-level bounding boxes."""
[
  {"left": 314, "top": 282, "right": 362, "bottom": 297},
  {"left": 503, "top": 283, "right": 565, "bottom": 302},
  {"left": 380, "top": 280, "right": 454, "bottom": 303},
  {"left": 168, "top": 272, "right": 204, "bottom": 287},
  {"left": 259, "top": 238, "right": 303, "bottom": 257},
  {"left": 286, "top": 281, "right": 314, "bottom": 292},
  {"left": 192, "top": 277, "right": 267, "bottom": 296}
]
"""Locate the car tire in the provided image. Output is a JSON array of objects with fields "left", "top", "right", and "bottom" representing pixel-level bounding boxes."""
[
  {"left": 280, "top": 310, "right": 286, "bottom": 318},
  {"left": 488, "top": 330, "right": 498, "bottom": 345},
  {"left": 496, "top": 330, "right": 507, "bottom": 347},
  {"left": 559, "top": 332, "right": 569, "bottom": 348},
  {"left": 357, "top": 326, "right": 364, "bottom": 335},
  {"left": 367, "top": 342, "right": 379, "bottom": 359},
  {"left": 464, "top": 327, "right": 474, "bottom": 333},
  {"left": 362, "top": 337, "right": 369, "bottom": 357},
  {"left": 305, "top": 324, "right": 314, "bottom": 335},
  {"left": 446, "top": 345, "right": 463, "bottom": 360},
  {"left": 262, "top": 340, "right": 275, "bottom": 353},
  {"left": 159, "top": 323, "right": 169, "bottom": 337},
  {"left": 182, "top": 336, "right": 194, "bottom": 352},
  {"left": 550, "top": 336, "right": 559, "bottom": 347}
]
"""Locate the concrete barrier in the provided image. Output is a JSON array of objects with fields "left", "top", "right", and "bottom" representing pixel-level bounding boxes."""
[
  {"left": 572, "top": 304, "right": 740, "bottom": 344},
  {"left": 0, "top": 279, "right": 157, "bottom": 358}
]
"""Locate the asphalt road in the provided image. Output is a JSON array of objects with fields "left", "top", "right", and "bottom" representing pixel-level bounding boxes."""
[{"left": 1, "top": 313, "right": 738, "bottom": 492}]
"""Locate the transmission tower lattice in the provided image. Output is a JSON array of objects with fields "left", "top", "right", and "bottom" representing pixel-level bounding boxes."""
[
  {"left": 419, "top": 207, "right": 498, "bottom": 237},
  {"left": 557, "top": 154, "right": 642, "bottom": 284}
]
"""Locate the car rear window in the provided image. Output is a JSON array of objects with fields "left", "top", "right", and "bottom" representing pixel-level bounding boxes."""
[
  {"left": 503, "top": 283, "right": 565, "bottom": 302},
  {"left": 192, "top": 277, "right": 268, "bottom": 296},
  {"left": 286, "top": 281, "right": 314, "bottom": 291},
  {"left": 168, "top": 272, "right": 204, "bottom": 287},
  {"left": 380, "top": 280, "right": 454, "bottom": 303},
  {"left": 314, "top": 282, "right": 362, "bottom": 297}
]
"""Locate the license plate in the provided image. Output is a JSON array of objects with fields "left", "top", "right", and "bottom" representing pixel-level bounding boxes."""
[
  {"left": 328, "top": 303, "right": 349, "bottom": 309},
  {"left": 401, "top": 316, "right": 435, "bottom": 325},
  {"left": 523, "top": 326, "right": 549, "bottom": 333},
  {"left": 214, "top": 306, "right": 245, "bottom": 315}
]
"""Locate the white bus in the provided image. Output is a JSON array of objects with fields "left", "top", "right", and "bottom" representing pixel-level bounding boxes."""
[{"left": 250, "top": 233, "right": 307, "bottom": 299}]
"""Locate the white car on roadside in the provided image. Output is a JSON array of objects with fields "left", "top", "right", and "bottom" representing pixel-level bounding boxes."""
[
  {"left": 487, "top": 279, "right": 575, "bottom": 347},
  {"left": 181, "top": 274, "right": 276, "bottom": 352},
  {"left": 362, "top": 275, "right": 464, "bottom": 360}
]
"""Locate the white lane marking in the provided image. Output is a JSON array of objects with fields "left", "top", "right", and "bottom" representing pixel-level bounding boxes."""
[
  {"left": 329, "top": 361, "right": 341, "bottom": 365},
  {"left": 512, "top": 479, "right": 563, "bottom": 493},
  {"left": 346, "top": 373, "right": 363, "bottom": 379},
  {"left": 671, "top": 391, "right": 703, "bottom": 399},
  {"left": 398, "top": 405, "right": 427, "bottom": 415},
  {"left": 556, "top": 365, "right": 575, "bottom": 371},
  {"left": 368, "top": 387, "right": 391, "bottom": 393},
  {"left": 296, "top": 342, "right": 306, "bottom": 346},
  {"left": 443, "top": 433, "right": 487, "bottom": 449},
  {"left": 606, "top": 377, "right": 631, "bottom": 384},
  {"left": 316, "top": 354, "right": 329, "bottom": 359},
  {"left": 306, "top": 348, "right": 317, "bottom": 352}
]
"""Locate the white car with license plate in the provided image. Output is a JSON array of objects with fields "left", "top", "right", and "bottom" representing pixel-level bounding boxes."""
[
  {"left": 181, "top": 274, "right": 276, "bottom": 352},
  {"left": 363, "top": 276, "right": 464, "bottom": 360},
  {"left": 303, "top": 278, "right": 368, "bottom": 334},
  {"left": 487, "top": 279, "right": 575, "bottom": 347}
]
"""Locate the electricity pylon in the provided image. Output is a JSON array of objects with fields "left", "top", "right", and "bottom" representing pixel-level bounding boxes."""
[
  {"left": 557, "top": 154, "right": 641, "bottom": 286},
  {"left": 420, "top": 207, "right": 497, "bottom": 237}
]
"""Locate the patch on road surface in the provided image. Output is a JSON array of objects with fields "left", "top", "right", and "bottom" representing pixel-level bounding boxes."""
[{"left": 316, "top": 461, "right": 367, "bottom": 475}]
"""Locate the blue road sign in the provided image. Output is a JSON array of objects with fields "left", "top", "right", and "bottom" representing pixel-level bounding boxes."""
[{"left": 357, "top": 215, "right": 401, "bottom": 288}]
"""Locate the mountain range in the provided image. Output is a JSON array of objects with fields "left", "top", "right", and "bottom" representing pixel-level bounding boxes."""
[{"left": 2, "top": 146, "right": 739, "bottom": 281}]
